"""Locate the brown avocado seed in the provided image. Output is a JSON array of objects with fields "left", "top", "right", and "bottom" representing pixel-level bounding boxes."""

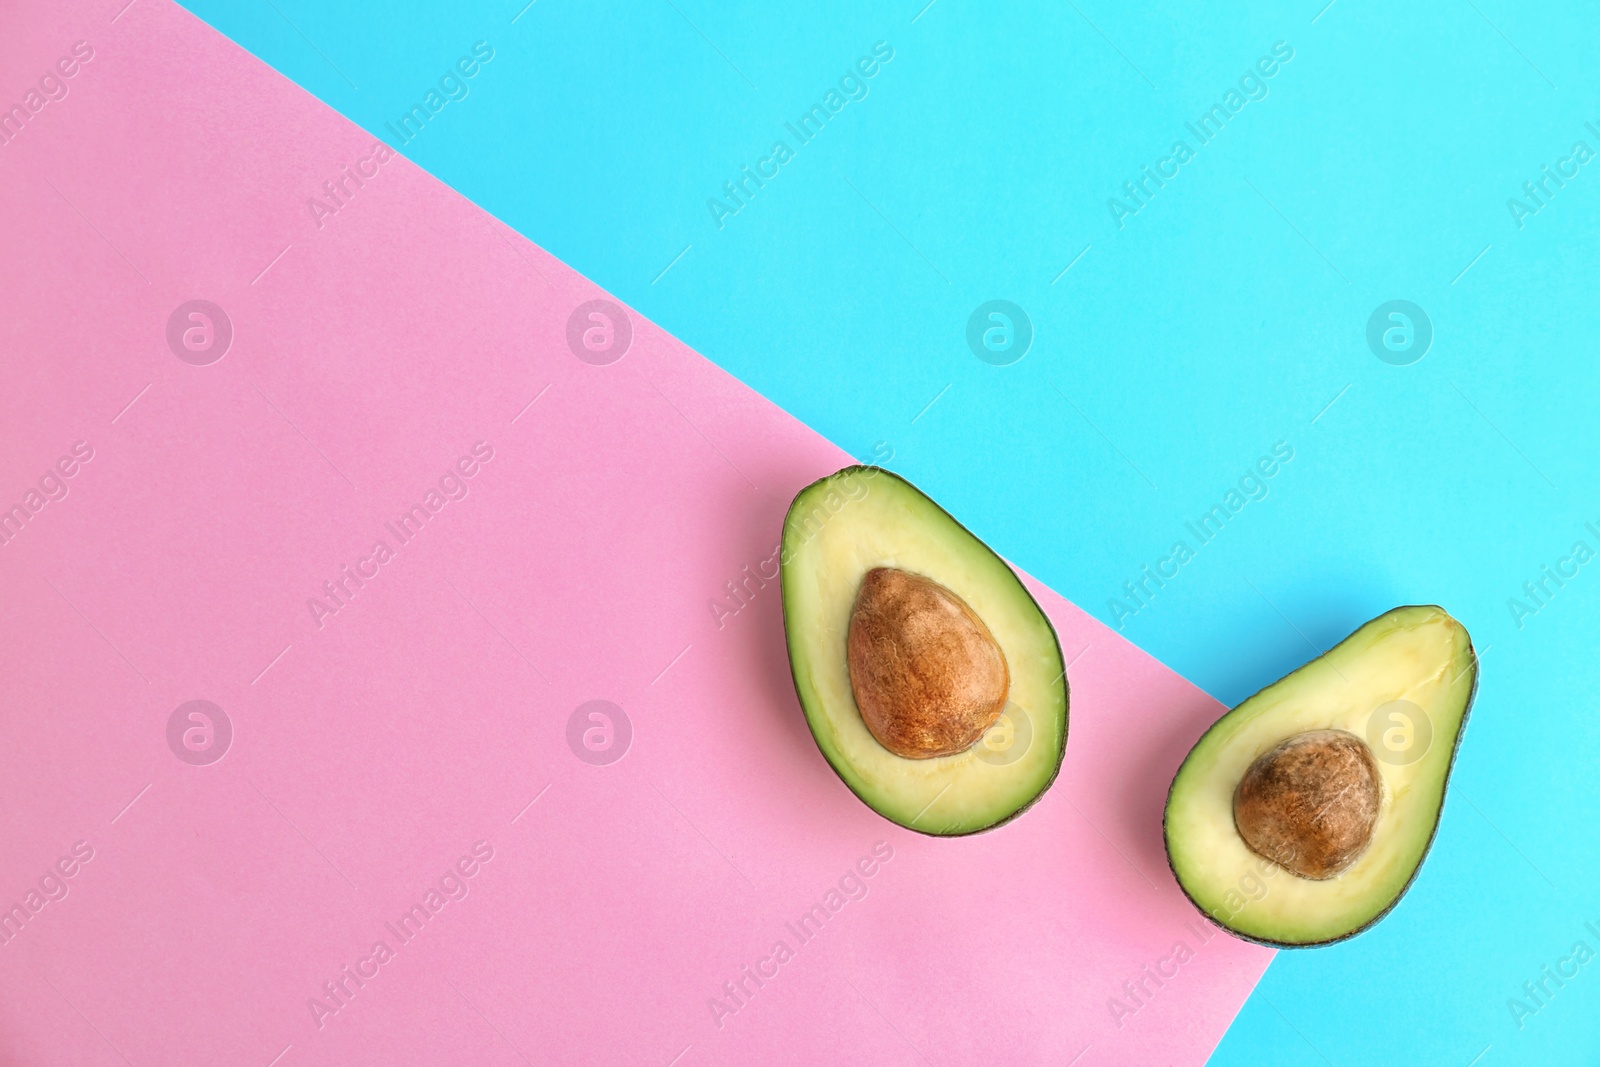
[
  {"left": 1233, "top": 729, "right": 1382, "bottom": 880},
  {"left": 846, "top": 567, "right": 1010, "bottom": 759}
]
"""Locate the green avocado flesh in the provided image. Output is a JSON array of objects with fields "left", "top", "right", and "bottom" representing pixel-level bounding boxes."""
[
  {"left": 1164, "top": 605, "right": 1476, "bottom": 947},
  {"left": 780, "top": 466, "right": 1068, "bottom": 835}
]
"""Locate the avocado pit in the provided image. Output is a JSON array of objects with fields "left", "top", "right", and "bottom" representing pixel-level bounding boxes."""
[
  {"left": 1233, "top": 729, "right": 1381, "bottom": 880},
  {"left": 846, "top": 567, "right": 1010, "bottom": 759}
]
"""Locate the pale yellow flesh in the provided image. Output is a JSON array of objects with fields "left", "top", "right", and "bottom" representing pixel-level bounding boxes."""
[
  {"left": 782, "top": 467, "right": 1066, "bottom": 834},
  {"left": 1165, "top": 606, "right": 1474, "bottom": 944}
]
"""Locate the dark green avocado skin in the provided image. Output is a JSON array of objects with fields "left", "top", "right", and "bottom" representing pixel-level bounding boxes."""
[
  {"left": 1161, "top": 605, "right": 1478, "bottom": 949},
  {"left": 779, "top": 465, "right": 1070, "bottom": 838}
]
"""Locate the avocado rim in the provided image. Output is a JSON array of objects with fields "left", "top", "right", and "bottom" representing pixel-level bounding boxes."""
[
  {"left": 779, "top": 464, "right": 1070, "bottom": 838},
  {"left": 1160, "top": 604, "right": 1479, "bottom": 948}
]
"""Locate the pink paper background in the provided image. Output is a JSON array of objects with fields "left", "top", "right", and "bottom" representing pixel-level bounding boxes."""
[{"left": 0, "top": 2, "right": 1270, "bottom": 1063}]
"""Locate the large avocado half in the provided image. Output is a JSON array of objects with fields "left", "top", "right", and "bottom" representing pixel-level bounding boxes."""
[
  {"left": 780, "top": 466, "right": 1068, "bottom": 836},
  {"left": 1164, "top": 605, "right": 1477, "bottom": 947}
]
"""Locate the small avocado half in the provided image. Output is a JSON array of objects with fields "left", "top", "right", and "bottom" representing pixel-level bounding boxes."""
[
  {"left": 1164, "top": 605, "right": 1477, "bottom": 947},
  {"left": 780, "top": 466, "right": 1068, "bottom": 836}
]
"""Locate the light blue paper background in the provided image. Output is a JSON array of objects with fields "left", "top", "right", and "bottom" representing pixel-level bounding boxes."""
[{"left": 176, "top": 0, "right": 1600, "bottom": 1061}]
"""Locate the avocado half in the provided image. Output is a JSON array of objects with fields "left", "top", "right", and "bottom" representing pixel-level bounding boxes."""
[
  {"left": 780, "top": 466, "right": 1068, "bottom": 836},
  {"left": 1164, "top": 605, "right": 1477, "bottom": 947}
]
